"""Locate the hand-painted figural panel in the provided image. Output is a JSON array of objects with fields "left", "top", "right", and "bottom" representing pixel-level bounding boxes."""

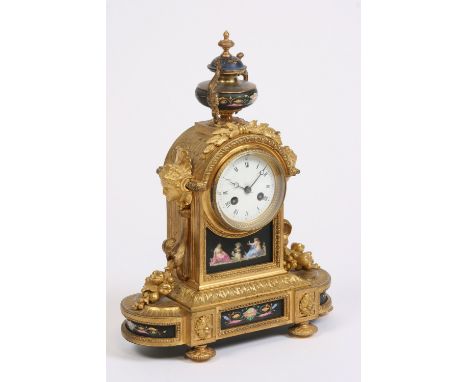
[
  {"left": 221, "top": 298, "right": 285, "bottom": 330},
  {"left": 206, "top": 222, "right": 273, "bottom": 274}
]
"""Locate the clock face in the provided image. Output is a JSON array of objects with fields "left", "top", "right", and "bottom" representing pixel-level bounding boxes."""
[{"left": 213, "top": 150, "right": 286, "bottom": 231}]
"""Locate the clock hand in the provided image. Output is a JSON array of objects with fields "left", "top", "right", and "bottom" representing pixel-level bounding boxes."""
[
  {"left": 223, "top": 177, "right": 246, "bottom": 191},
  {"left": 248, "top": 165, "right": 267, "bottom": 190}
]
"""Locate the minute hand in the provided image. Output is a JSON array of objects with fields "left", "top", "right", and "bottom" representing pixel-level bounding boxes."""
[{"left": 249, "top": 166, "right": 267, "bottom": 189}]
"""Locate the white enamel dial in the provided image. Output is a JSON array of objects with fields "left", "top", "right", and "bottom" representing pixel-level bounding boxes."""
[{"left": 213, "top": 151, "right": 286, "bottom": 231}]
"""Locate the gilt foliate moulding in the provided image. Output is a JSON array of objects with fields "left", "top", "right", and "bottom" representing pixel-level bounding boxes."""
[
  {"left": 203, "top": 120, "right": 299, "bottom": 175},
  {"left": 173, "top": 119, "right": 300, "bottom": 194}
]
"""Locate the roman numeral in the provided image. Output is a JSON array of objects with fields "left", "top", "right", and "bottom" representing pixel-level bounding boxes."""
[
  {"left": 234, "top": 209, "right": 238, "bottom": 215},
  {"left": 234, "top": 167, "right": 238, "bottom": 172},
  {"left": 225, "top": 201, "right": 231, "bottom": 208}
]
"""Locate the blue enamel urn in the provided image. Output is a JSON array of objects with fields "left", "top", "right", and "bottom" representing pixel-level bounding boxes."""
[{"left": 195, "top": 31, "right": 258, "bottom": 122}]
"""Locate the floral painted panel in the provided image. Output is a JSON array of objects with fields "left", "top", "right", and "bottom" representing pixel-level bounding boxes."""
[
  {"left": 221, "top": 298, "right": 284, "bottom": 330},
  {"left": 126, "top": 320, "right": 176, "bottom": 338},
  {"left": 206, "top": 222, "right": 273, "bottom": 274}
]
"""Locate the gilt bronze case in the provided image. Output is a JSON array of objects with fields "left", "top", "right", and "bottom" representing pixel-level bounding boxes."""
[{"left": 120, "top": 31, "right": 333, "bottom": 362}]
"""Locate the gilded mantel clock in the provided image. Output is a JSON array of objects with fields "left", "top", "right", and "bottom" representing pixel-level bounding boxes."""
[{"left": 120, "top": 32, "right": 333, "bottom": 362}]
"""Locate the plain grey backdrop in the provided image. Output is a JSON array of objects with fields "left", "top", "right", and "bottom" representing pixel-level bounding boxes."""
[{"left": 107, "top": 0, "right": 360, "bottom": 380}]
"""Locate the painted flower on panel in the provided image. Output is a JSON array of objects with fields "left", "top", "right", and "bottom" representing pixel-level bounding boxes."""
[{"left": 243, "top": 307, "right": 258, "bottom": 320}]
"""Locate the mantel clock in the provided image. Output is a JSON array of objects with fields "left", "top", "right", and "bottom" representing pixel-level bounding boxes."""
[{"left": 120, "top": 32, "right": 333, "bottom": 362}]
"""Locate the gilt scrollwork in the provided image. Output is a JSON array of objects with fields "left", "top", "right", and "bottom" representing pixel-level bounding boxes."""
[
  {"left": 207, "top": 58, "right": 222, "bottom": 123},
  {"left": 157, "top": 146, "right": 193, "bottom": 209},
  {"left": 241, "top": 68, "right": 248, "bottom": 81},
  {"left": 283, "top": 219, "right": 320, "bottom": 271},
  {"left": 162, "top": 206, "right": 189, "bottom": 281}
]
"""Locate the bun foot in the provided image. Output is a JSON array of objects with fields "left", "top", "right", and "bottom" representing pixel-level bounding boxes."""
[
  {"left": 288, "top": 322, "right": 318, "bottom": 338},
  {"left": 185, "top": 345, "right": 216, "bottom": 362}
]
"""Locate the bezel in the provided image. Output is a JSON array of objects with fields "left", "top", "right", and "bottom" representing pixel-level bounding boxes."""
[{"left": 211, "top": 148, "right": 286, "bottom": 232}]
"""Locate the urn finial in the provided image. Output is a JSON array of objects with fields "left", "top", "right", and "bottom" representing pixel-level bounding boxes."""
[
  {"left": 218, "top": 31, "right": 234, "bottom": 57},
  {"left": 195, "top": 32, "right": 258, "bottom": 123}
]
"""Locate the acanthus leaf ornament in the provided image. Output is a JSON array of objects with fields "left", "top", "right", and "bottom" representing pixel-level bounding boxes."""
[
  {"left": 299, "top": 293, "right": 314, "bottom": 316},
  {"left": 203, "top": 120, "right": 299, "bottom": 175},
  {"left": 280, "top": 146, "right": 299, "bottom": 176},
  {"left": 203, "top": 120, "right": 282, "bottom": 155},
  {"left": 194, "top": 315, "right": 212, "bottom": 340}
]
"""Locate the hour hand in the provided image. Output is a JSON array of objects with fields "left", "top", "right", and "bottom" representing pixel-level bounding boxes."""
[{"left": 223, "top": 177, "right": 246, "bottom": 190}]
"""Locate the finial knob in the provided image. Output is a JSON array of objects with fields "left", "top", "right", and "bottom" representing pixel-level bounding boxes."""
[{"left": 218, "top": 31, "right": 234, "bottom": 58}]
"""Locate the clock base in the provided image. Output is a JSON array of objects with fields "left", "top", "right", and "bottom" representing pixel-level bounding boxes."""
[{"left": 121, "top": 268, "right": 332, "bottom": 361}]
